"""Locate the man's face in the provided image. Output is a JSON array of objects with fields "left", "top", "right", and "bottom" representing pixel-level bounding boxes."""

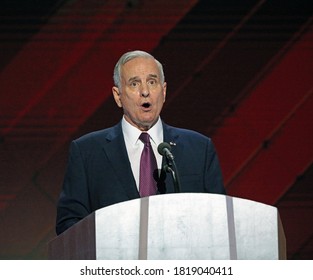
[{"left": 112, "top": 57, "right": 167, "bottom": 131}]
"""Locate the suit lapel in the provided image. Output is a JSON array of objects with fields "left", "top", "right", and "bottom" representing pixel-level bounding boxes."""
[
  {"left": 163, "top": 123, "right": 183, "bottom": 166},
  {"left": 162, "top": 123, "right": 184, "bottom": 193},
  {"left": 101, "top": 123, "right": 139, "bottom": 199}
]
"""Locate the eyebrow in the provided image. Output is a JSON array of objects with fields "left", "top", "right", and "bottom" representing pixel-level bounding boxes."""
[
  {"left": 128, "top": 76, "right": 140, "bottom": 83},
  {"left": 147, "top": 74, "right": 158, "bottom": 79},
  {"left": 127, "top": 74, "right": 159, "bottom": 83}
]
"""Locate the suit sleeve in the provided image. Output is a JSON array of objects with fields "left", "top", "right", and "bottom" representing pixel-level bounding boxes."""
[{"left": 55, "top": 141, "right": 91, "bottom": 235}]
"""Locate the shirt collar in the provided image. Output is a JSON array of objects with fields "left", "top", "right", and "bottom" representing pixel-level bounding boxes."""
[{"left": 121, "top": 116, "right": 163, "bottom": 146}]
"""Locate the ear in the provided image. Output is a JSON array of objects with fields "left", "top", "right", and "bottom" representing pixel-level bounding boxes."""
[
  {"left": 112, "top": 86, "right": 122, "bottom": 108},
  {"left": 162, "top": 82, "right": 167, "bottom": 103}
]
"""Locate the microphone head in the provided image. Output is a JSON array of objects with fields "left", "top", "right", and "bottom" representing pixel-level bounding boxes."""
[{"left": 157, "top": 142, "right": 171, "bottom": 156}]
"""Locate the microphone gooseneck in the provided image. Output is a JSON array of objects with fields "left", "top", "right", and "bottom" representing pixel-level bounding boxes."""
[{"left": 157, "top": 142, "right": 181, "bottom": 193}]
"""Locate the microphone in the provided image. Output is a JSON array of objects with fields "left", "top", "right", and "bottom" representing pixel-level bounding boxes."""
[
  {"left": 157, "top": 142, "right": 181, "bottom": 193},
  {"left": 157, "top": 142, "right": 174, "bottom": 161}
]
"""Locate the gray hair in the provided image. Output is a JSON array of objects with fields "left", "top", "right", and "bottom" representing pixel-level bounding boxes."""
[{"left": 113, "top": 50, "right": 165, "bottom": 89}]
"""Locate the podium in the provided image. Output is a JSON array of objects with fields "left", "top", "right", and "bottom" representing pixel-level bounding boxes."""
[{"left": 48, "top": 193, "right": 286, "bottom": 259}]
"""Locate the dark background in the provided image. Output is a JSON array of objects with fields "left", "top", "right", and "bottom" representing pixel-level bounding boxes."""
[{"left": 0, "top": 0, "right": 312, "bottom": 259}]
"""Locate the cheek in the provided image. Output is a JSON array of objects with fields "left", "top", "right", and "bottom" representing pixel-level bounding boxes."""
[
  {"left": 122, "top": 94, "right": 139, "bottom": 109},
  {"left": 158, "top": 94, "right": 166, "bottom": 105}
]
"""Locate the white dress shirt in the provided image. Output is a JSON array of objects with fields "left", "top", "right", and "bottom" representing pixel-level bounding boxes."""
[{"left": 121, "top": 116, "right": 164, "bottom": 190}]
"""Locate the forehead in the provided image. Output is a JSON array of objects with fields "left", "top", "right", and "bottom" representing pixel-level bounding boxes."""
[{"left": 121, "top": 57, "right": 159, "bottom": 79}]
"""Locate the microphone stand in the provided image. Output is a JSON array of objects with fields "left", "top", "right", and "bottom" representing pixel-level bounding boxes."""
[{"left": 163, "top": 159, "right": 181, "bottom": 193}]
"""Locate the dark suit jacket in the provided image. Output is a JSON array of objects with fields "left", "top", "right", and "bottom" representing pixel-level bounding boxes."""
[{"left": 56, "top": 121, "right": 225, "bottom": 235}]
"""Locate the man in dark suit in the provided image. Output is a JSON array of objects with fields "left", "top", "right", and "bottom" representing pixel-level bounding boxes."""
[{"left": 56, "top": 50, "right": 225, "bottom": 235}]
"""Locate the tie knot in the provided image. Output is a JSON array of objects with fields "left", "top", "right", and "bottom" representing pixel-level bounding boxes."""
[{"left": 139, "top": 132, "right": 151, "bottom": 145}]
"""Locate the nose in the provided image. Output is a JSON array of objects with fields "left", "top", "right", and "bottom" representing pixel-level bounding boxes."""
[
  {"left": 141, "top": 92, "right": 149, "bottom": 97},
  {"left": 140, "top": 84, "right": 150, "bottom": 97}
]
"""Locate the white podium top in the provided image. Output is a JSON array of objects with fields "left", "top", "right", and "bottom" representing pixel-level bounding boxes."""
[{"left": 94, "top": 193, "right": 285, "bottom": 260}]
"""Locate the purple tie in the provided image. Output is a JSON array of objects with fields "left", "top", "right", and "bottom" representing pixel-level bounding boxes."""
[{"left": 139, "top": 133, "right": 157, "bottom": 197}]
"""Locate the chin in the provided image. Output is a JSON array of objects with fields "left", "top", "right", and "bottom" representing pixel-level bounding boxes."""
[{"left": 138, "top": 119, "right": 157, "bottom": 130}]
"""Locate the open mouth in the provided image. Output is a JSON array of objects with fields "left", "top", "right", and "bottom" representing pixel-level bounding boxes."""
[{"left": 141, "top": 102, "right": 151, "bottom": 109}]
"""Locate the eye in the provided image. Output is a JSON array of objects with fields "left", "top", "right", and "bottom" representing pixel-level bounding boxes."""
[
  {"left": 130, "top": 81, "right": 140, "bottom": 87},
  {"left": 148, "top": 79, "right": 157, "bottom": 86}
]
